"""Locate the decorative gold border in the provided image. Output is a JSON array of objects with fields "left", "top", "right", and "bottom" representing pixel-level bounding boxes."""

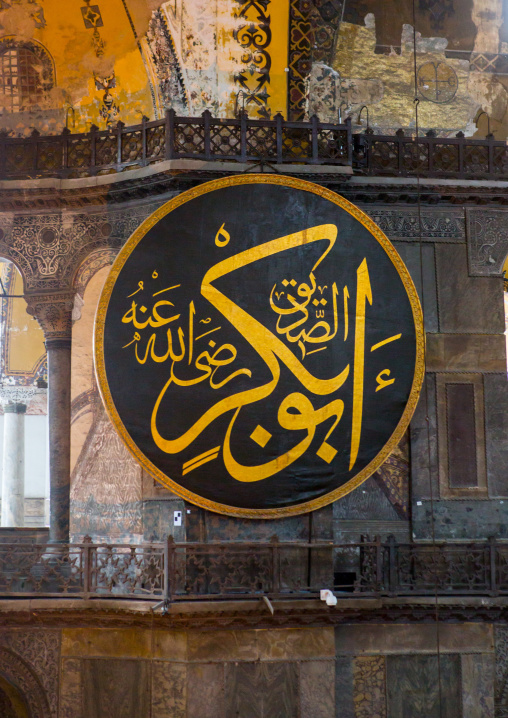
[{"left": 94, "top": 174, "right": 425, "bottom": 518}]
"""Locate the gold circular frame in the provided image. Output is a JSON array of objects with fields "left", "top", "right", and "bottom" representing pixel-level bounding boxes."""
[{"left": 95, "top": 174, "right": 425, "bottom": 518}]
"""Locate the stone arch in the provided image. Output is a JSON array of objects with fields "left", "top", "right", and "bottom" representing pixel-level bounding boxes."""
[
  {"left": 0, "top": 674, "right": 29, "bottom": 718},
  {"left": 0, "top": 647, "right": 51, "bottom": 718},
  {"left": 0, "top": 232, "right": 31, "bottom": 296},
  {"left": 73, "top": 247, "right": 117, "bottom": 298}
]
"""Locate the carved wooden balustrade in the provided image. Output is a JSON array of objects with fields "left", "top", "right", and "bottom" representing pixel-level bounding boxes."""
[
  {"left": 0, "top": 110, "right": 352, "bottom": 179},
  {"left": 0, "top": 537, "right": 505, "bottom": 601},
  {"left": 1, "top": 111, "right": 507, "bottom": 181}
]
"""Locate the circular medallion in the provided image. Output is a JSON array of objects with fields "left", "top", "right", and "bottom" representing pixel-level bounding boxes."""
[
  {"left": 95, "top": 175, "right": 424, "bottom": 517},
  {"left": 417, "top": 61, "right": 458, "bottom": 104}
]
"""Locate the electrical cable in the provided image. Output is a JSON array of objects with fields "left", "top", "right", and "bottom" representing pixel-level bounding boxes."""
[{"left": 411, "top": 1, "right": 443, "bottom": 713}]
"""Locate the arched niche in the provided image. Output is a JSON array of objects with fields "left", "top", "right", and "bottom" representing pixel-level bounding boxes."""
[
  {"left": 0, "top": 674, "right": 30, "bottom": 718},
  {"left": 0, "top": 647, "right": 51, "bottom": 718}
]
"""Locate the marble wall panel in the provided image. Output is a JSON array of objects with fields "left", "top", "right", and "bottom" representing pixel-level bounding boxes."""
[
  {"left": 187, "top": 664, "right": 225, "bottom": 718},
  {"left": 461, "top": 653, "right": 495, "bottom": 718},
  {"left": 224, "top": 661, "right": 298, "bottom": 718},
  {"left": 59, "top": 658, "right": 83, "bottom": 718},
  {"left": 152, "top": 661, "right": 186, "bottom": 718},
  {"left": 410, "top": 373, "right": 439, "bottom": 502},
  {"left": 352, "top": 656, "right": 386, "bottom": 718},
  {"left": 392, "top": 241, "right": 438, "bottom": 333},
  {"left": 82, "top": 659, "right": 150, "bottom": 718},
  {"left": 335, "top": 623, "right": 493, "bottom": 654},
  {"left": 300, "top": 660, "right": 335, "bottom": 718},
  {"left": 335, "top": 655, "right": 355, "bottom": 718},
  {"left": 435, "top": 244, "right": 505, "bottom": 334},
  {"left": 412, "top": 499, "right": 508, "bottom": 539},
  {"left": 485, "top": 374, "right": 508, "bottom": 497},
  {"left": 386, "top": 655, "right": 462, "bottom": 717}
]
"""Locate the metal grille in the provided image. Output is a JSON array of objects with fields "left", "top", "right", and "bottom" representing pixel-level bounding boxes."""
[{"left": 0, "top": 47, "right": 45, "bottom": 113}]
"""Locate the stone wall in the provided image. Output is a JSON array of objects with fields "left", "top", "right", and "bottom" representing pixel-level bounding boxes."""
[{"left": 0, "top": 620, "right": 498, "bottom": 716}]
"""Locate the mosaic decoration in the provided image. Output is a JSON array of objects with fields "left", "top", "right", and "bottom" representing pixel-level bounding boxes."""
[
  {"left": 96, "top": 174, "right": 424, "bottom": 517},
  {"left": 417, "top": 61, "right": 458, "bottom": 104}
]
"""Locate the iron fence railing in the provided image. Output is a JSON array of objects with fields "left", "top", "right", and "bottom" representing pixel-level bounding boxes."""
[
  {"left": 2, "top": 110, "right": 506, "bottom": 181},
  {"left": 0, "top": 537, "right": 507, "bottom": 601}
]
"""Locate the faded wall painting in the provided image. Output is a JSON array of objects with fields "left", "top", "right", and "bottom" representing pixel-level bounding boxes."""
[{"left": 0, "top": 0, "right": 289, "bottom": 135}]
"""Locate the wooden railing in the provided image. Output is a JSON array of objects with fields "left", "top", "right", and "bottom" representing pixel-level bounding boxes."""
[
  {"left": 1, "top": 111, "right": 505, "bottom": 181},
  {"left": 0, "top": 536, "right": 506, "bottom": 601}
]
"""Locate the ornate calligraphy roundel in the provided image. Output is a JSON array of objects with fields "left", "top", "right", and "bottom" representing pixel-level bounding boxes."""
[{"left": 95, "top": 175, "right": 424, "bottom": 517}]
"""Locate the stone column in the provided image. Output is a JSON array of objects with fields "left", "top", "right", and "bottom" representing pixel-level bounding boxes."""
[
  {"left": 27, "top": 293, "right": 74, "bottom": 544},
  {"left": 1, "top": 401, "right": 26, "bottom": 527}
]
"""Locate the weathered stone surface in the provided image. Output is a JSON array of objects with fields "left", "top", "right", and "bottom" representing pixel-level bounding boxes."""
[
  {"left": 257, "top": 627, "right": 335, "bottom": 660},
  {"left": 462, "top": 653, "right": 495, "bottom": 718},
  {"left": 335, "top": 655, "right": 355, "bottom": 718},
  {"left": 485, "top": 374, "right": 508, "bottom": 497},
  {"left": 335, "top": 623, "right": 493, "bottom": 654},
  {"left": 393, "top": 241, "right": 438, "bottom": 332},
  {"left": 225, "top": 661, "right": 298, "bottom": 718},
  {"left": 152, "top": 630, "right": 187, "bottom": 661},
  {"left": 386, "top": 655, "right": 461, "bottom": 717},
  {"left": 300, "top": 660, "right": 335, "bottom": 718},
  {"left": 61, "top": 628, "right": 151, "bottom": 658},
  {"left": 152, "top": 661, "right": 186, "bottom": 718},
  {"left": 426, "top": 334, "right": 506, "bottom": 373},
  {"left": 187, "top": 663, "right": 225, "bottom": 718},
  {"left": 333, "top": 476, "right": 401, "bottom": 521},
  {"left": 409, "top": 373, "right": 439, "bottom": 501},
  {"left": 59, "top": 658, "right": 82, "bottom": 718},
  {"left": 142, "top": 499, "right": 186, "bottom": 542},
  {"left": 187, "top": 630, "right": 259, "bottom": 662},
  {"left": 412, "top": 499, "right": 508, "bottom": 540},
  {"left": 82, "top": 659, "right": 150, "bottom": 718},
  {"left": 435, "top": 244, "right": 505, "bottom": 334},
  {"left": 353, "top": 655, "right": 386, "bottom": 718}
]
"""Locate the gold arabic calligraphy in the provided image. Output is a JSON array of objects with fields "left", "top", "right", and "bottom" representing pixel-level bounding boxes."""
[{"left": 120, "top": 224, "right": 401, "bottom": 483}]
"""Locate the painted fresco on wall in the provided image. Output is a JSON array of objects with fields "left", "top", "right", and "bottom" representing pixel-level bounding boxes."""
[
  {"left": 296, "top": 0, "right": 508, "bottom": 138},
  {"left": 95, "top": 175, "right": 424, "bottom": 517},
  {"left": 0, "top": 260, "right": 46, "bottom": 387},
  {"left": 1, "top": 0, "right": 508, "bottom": 138},
  {"left": 0, "top": 0, "right": 289, "bottom": 135}
]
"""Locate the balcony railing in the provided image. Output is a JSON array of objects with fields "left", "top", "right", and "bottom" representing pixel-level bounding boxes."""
[
  {"left": 0, "top": 110, "right": 352, "bottom": 180},
  {"left": 1, "top": 110, "right": 507, "bottom": 181},
  {"left": 0, "top": 537, "right": 506, "bottom": 601}
]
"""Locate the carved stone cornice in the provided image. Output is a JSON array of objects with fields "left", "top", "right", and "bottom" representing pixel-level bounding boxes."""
[
  {"left": 3, "top": 168, "right": 508, "bottom": 212},
  {"left": 0, "top": 597, "right": 507, "bottom": 630},
  {"left": 25, "top": 292, "right": 75, "bottom": 342}
]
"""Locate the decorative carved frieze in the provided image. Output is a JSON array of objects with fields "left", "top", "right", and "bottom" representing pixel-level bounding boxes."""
[
  {"left": 365, "top": 208, "right": 465, "bottom": 241},
  {"left": 467, "top": 208, "right": 508, "bottom": 276},
  {"left": 0, "top": 204, "right": 161, "bottom": 291}
]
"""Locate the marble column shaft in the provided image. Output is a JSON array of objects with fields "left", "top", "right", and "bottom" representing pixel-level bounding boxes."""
[
  {"left": 27, "top": 293, "right": 74, "bottom": 544},
  {"left": 1, "top": 402, "right": 26, "bottom": 527},
  {"left": 46, "top": 338, "right": 71, "bottom": 542}
]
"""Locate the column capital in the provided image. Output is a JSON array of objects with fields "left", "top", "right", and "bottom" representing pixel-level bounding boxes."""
[
  {"left": 25, "top": 291, "right": 75, "bottom": 342},
  {"left": 0, "top": 386, "right": 45, "bottom": 409}
]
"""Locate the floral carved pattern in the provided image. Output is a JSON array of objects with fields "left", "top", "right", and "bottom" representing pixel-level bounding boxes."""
[{"left": 0, "top": 644, "right": 53, "bottom": 718}]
